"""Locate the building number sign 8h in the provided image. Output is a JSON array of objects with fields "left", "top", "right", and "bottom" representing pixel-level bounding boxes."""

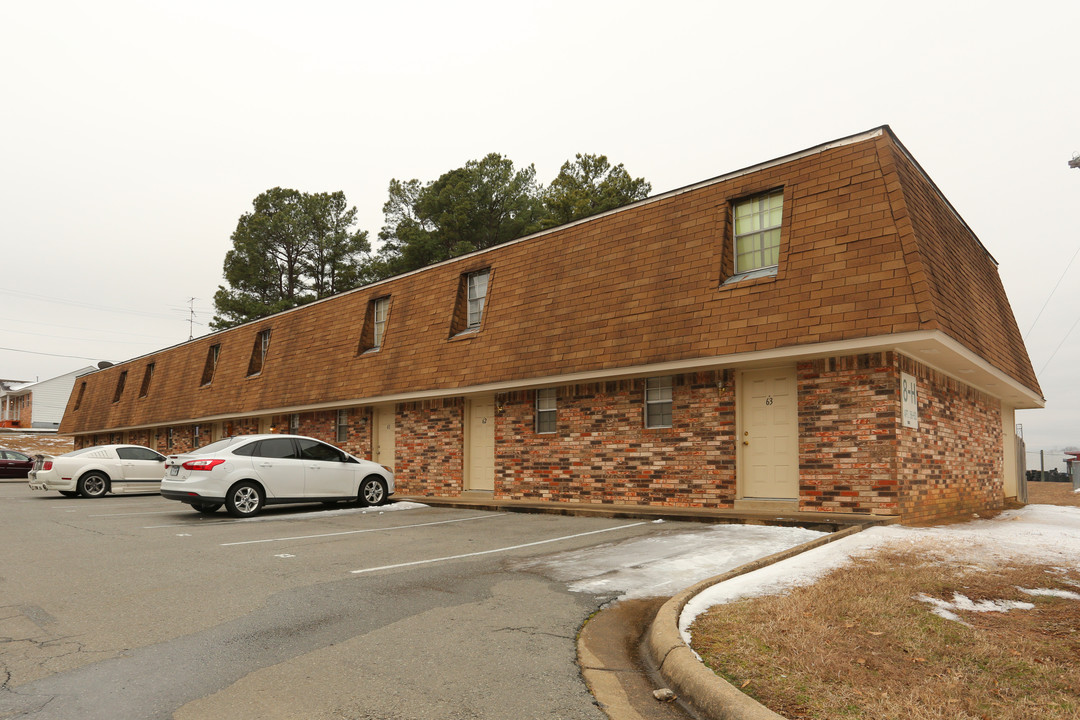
[{"left": 901, "top": 372, "right": 919, "bottom": 430}]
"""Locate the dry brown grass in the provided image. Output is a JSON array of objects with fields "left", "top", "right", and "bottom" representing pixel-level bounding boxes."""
[
  {"left": 0, "top": 432, "right": 74, "bottom": 457},
  {"left": 690, "top": 548, "right": 1080, "bottom": 720},
  {"left": 1028, "top": 482, "right": 1080, "bottom": 508}
]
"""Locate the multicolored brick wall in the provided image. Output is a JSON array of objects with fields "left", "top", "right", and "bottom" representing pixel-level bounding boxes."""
[
  {"left": 797, "top": 352, "right": 1004, "bottom": 521},
  {"left": 70, "top": 353, "right": 1007, "bottom": 524},
  {"left": 394, "top": 398, "right": 464, "bottom": 497},
  {"left": 895, "top": 355, "right": 1003, "bottom": 524},
  {"left": 798, "top": 353, "right": 901, "bottom": 515},
  {"left": 494, "top": 372, "right": 737, "bottom": 507}
]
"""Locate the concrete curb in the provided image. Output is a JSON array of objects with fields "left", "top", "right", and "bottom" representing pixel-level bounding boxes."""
[{"left": 645, "top": 524, "right": 869, "bottom": 720}]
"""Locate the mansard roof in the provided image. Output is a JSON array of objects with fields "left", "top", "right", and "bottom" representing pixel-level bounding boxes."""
[{"left": 60, "top": 126, "right": 1041, "bottom": 435}]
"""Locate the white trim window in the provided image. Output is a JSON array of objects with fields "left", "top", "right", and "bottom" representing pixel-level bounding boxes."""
[
  {"left": 733, "top": 190, "right": 783, "bottom": 274},
  {"left": 645, "top": 376, "right": 673, "bottom": 428},
  {"left": 467, "top": 270, "right": 489, "bottom": 328},
  {"left": 336, "top": 409, "right": 349, "bottom": 442},
  {"left": 536, "top": 388, "right": 557, "bottom": 434},
  {"left": 289, "top": 413, "right": 300, "bottom": 434},
  {"left": 373, "top": 297, "right": 390, "bottom": 349}
]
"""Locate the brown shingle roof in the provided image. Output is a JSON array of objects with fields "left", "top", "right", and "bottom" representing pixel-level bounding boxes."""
[{"left": 60, "top": 127, "right": 1040, "bottom": 434}]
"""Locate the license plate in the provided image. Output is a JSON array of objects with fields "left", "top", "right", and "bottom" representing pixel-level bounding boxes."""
[{"left": 168, "top": 466, "right": 179, "bottom": 476}]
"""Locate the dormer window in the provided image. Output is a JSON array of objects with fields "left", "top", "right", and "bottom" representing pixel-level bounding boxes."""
[
  {"left": 373, "top": 297, "right": 390, "bottom": 348},
  {"left": 733, "top": 189, "right": 783, "bottom": 274},
  {"left": 201, "top": 345, "right": 220, "bottom": 386},
  {"left": 112, "top": 371, "right": 127, "bottom": 403},
  {"left": 247, "top": 329, "right": 271, "bottom": 377},
  {"left": 139, "top": 363, "right": 155, "bottom": 398},
  {"left": 359, "top": 296, "right": 391, "bottom": 353},
  {"left": 450, "top": 268, "right": 492, "bottom": 338}
]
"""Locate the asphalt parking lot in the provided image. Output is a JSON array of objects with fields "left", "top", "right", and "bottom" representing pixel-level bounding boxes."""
[{"left": 0, "top": 484, "right": 685, "bottom": 720}]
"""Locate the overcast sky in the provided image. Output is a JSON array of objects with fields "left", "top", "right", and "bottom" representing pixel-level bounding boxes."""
[{"left": 2, "top": 1, "right": 1077, "bottom": 464}]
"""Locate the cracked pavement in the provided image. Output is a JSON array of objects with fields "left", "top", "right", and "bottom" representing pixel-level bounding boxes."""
[{"left": 0, "top": 485, "right": 676, "bottom": 719}]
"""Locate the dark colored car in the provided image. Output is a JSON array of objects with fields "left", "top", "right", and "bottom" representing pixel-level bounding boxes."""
[{"left": 0, "top": 449, "right": 34, "bottom": 479}]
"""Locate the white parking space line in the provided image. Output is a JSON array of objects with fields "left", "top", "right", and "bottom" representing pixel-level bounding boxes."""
[
  {"left": 144, "top": 520, "right": 241, "bottom": 528},
  {"left": 89, "top": 510, "right": 187, "bottom": 518},
  {"left": 220, "top": 514, "right": 501, "bottom": 546},
  {"left": 350, "top": 521, "right": 649, "bottom": 575}
]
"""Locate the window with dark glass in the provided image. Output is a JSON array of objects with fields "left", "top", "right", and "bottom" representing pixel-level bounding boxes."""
[
  {"left": 298, "top": 438, "right": 348, "bottom": 462},
  {"left": 201, "top": 345, "right": 220, "bottom": 386},
  {"left": 139, "top": 363, "right": 155, "bottom": 397},
  {"left": 252, "top": 437, "right": 297, "bottom": 459},
  {"left": 113, "top": 371, "right": 128, "bottom": 403}
]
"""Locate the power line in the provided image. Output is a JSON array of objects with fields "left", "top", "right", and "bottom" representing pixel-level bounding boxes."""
[
  {"left": 0, "top": 326, "right": 171, "bottom": 347},
  {"left": 1038, "top": 312, "right": 1080, "bottom": 376},
  {"left": 0, "top": 346, "right": 103, "bottom": 362},
  {"left": 0, "top": 288, "right": 210, "bottom": 322},
  {"left": 1024, "top": 243, "right": 1080, "bottom": 339},
  {"left": 0, "top": 315, "right": 179, "bottom": 342}
]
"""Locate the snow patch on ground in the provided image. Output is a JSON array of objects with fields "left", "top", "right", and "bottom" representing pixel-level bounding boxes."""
[
  {"left": 1018, "top": 587, "right": 1080, "bottom": 601},
  {"left": 915, "top": 592, "right": 1035, "bottom": 626},
  {"left": 518, "top": 523, "right": 825, "bottom": 600}
]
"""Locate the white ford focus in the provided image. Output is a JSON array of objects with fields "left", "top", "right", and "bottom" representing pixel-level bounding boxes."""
[
  {"left": 160, "top": 434, "right": 395, "bottom": 518},
  {"left": 28, "top": 445, "right": 167, "bottom": 497}
]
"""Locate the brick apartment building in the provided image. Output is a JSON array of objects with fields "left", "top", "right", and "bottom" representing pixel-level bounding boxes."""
[{"left": 58, "top": 127, "right": 1043, "bottom": 524}]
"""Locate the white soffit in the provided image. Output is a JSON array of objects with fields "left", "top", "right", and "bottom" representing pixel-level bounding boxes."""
[{"left": 91, "top": 330, "right": 1040, "bottom": 434}]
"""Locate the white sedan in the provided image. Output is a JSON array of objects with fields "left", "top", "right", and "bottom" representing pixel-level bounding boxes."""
[
  {"left": 28, "top": 445, "right": 168, "bottom": 498},
  {"left": 160, "top": 434, "right": 395, "bottom": 518}
]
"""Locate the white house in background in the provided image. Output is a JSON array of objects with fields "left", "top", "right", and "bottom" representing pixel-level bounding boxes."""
[{"left": 0, "top": 367, "right": 97, "bottom": 430}]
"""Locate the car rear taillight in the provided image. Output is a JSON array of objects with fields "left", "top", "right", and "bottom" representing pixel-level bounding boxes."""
[
  {"left": 181, "top": 459, "right": 226, "bottom": 471},
  {"left": 42, "top": 461, "right": 53, "bottom": 471}
]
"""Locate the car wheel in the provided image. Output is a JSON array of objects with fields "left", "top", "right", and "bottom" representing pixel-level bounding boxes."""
[
  {"left": 192, "top": 502, "right": 222, "bottom": 515},
  {"left": 59, "top": 491, "right": 79, "bottom": 498},
  {"left": 358, "top": 476, "right": 387, "bottom": 507},
  {"left": 77, "top": 472, "right": 109, "bottom": 498},
  {"left": 224, "top": 482, "right": 264, "bottom": 518}
]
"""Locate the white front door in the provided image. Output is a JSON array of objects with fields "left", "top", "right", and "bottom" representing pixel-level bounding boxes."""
[
  {"left": 739, "top": 367, "right": 799, "bottom": 499},
  {"left": 372, "top": 405, "right": 396, "bottom": 470},
  {"left": 465, "top": 395, "right": 495, "bottom": 492}
]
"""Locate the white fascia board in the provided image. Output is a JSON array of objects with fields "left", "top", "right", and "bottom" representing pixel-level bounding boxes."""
[{"left": 89, "top": 328, "right": 1041, "bottom": 436}]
